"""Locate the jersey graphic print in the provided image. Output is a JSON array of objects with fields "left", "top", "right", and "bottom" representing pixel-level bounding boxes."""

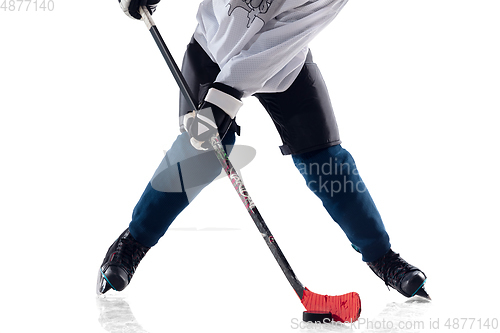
[{"left": 227, "top": 0, "right": 275, "bottom": 28}]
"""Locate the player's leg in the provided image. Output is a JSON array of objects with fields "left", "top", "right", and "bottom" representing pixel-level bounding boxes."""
[
  {"left": 255, "top": 51, "right": 390, "bottom": 262},
  {"left": 128, "top": 130, "right": 236, "bottom": 247},
  {"left": 254, "top": 50, "right": 429, "bottom": 299},
  {"left": 97, "top": 37, "right": 233, "bottom": 295},
  {"left": 292, "top": 144, "right": 391, "bottom": 262}
]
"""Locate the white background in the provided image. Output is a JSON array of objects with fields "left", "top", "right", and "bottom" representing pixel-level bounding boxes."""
[{"left": 1, "top": 1, "right": 499, "bottom": 332}]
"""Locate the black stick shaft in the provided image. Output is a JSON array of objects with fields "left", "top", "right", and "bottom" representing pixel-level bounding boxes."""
[
  {"left": 140, "top": 7, "right": 304, "bottom": 299},
  {"left": 209, "top": 136, "right": 304, "bottom": 299},
  {"left": 150, "top": 26, "right": 198, "bottom": 111}
]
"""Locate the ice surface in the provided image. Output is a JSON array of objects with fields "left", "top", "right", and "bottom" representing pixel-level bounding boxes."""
[
  {"left": 94, "top": 291, "right": 496, "bottom": 333},
  {"left": 97, "top": 295, "right": 149, "bottom": 333},
  {"left": 94, "top": 295, "right": 433, "bottom": 333}
]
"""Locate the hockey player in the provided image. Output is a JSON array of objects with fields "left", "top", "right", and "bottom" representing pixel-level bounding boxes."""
[{"left": 97, "top": 0, "right": 430, "bottom": 300}]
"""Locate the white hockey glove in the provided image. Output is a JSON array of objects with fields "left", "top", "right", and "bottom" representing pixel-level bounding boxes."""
[
  {"left": 184, "top": 83, "right": 243, "bottom": 150},
  {"left": 119, "top": 0, "right": 160, "bottom": 20}
]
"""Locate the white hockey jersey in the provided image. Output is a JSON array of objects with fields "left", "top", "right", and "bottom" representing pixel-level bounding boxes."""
[{"left": 193, "top": 0, "right": 349, "bottom": 98}]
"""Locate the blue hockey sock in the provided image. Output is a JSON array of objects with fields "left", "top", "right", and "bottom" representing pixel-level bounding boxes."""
[
  {"left": 129, "top": 131, "right": 236, "bottom": 247},
  {"left": 292, "top": 144, "right": 391, "bottom": 262}
]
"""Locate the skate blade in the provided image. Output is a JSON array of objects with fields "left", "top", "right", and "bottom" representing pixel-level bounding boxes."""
[
  {"left": 414, "top": 286, "right": 431, "bottom": 300},
  {"left": 96, "top": 269, "right": 115, "bottom": 295}
]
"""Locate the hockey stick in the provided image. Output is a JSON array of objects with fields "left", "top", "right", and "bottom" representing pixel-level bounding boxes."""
[{"left": 139, "top": 7, "right": 361, "bottom": 323}]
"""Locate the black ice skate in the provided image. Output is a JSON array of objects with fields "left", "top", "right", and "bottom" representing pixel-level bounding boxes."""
[
  {"left": 96, "top": 228, "right": 150, "bottom": 295},
  {"left": 368, "top": 249, "right": 430, "bottom": 300}
]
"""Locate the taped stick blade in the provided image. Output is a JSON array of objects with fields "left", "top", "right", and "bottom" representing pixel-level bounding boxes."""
[{"left": 301, "top": 287, "right": 361, "bottom": 323}]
